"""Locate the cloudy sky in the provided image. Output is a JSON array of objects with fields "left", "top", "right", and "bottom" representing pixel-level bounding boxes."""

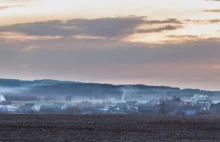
[{"left": 0, "top": 0, "right": 220, "bottom": 90}]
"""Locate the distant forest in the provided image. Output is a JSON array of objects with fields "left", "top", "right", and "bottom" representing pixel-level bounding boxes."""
[{"left": 0, "top": 79, "right": 219, "bottom": 101}]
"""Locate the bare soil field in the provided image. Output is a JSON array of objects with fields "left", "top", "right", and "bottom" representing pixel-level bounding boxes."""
[{"left": 0, "top": 114, "right": 220, "bottom": 142}]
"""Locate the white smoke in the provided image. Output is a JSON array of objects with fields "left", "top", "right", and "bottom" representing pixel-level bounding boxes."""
[
  {"left": 121, "top": 87, "right": 132, "bottom": 103},
  {"left": 122, "top": 90, "right": 126, "bottom": 102}
]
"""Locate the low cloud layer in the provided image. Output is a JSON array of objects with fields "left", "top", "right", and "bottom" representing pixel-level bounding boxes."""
[
  {"left": 137, "top": 25, "right": 182, "bottom": 33},
  {"left": 202, "top": 9, "right": 220, "bottom": 12},
  {"left": 0, "top": 17, "right": 182, "bottom": 39},
  {"left": 0, "top": 6, "right": 10, "bottom": 10},
  {"left": 0, "top": 37, "right": 220, "bottom": 90},
  {"left": 0, "top": 5, "right": 20, "bottom": 10},
  {"left": 184, "top": 19, "right": 220, "bottom": 24}
]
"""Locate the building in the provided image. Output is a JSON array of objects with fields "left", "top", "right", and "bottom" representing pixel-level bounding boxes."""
[
  {"left": 210, "top": 103, "right": 220, "bottom": 115},
  {"left": 109, "top": 109, "right": 126, "bottom": 114},
  {"left": 0, "top": 94, "right": 6, "bottom": 102},
  {"left": 175, "top": 105, "right": 202, "bottom": 115},
  {"left": 77, "top": 101, "right": 93, "bottom": 110},
  {"left": 0, "top": 104, "right": 17, "bottom": 114},
  {"left": 0, "top": 101, "right": 12, "bottom": 105},
  {"left": 148, "top": 99, "right": 160, "bottom": 106},
  {"left": 114, "top": 102, "right": 131, "bottom": 112},
  {"left": 0, "top": 95, "right": 16, "bottom": 113},
  {"left": 138, "top": 104, "right": 157, "bottom": 114},
  {"left": 54, "top": 103, "right": 68, "bottom": 111},
  {"left": 97, "top": 106, "right": 109, "bottom": 114},
  {"left": 40, "top": 105, "right": 57, "bottom": 113},
  {"left": 40, "top": 103, "right": 68, "bottom": 114},
  {"left": 196, "top": 100, "right": 211, "bottom": 111},
  {"left": 19, "top": 103, "right": 41, "bottom": 113},
  {"left": 190, "top": 94, "right": 211, "bottom": 103}
]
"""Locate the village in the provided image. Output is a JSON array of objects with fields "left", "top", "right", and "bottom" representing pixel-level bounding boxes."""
[{"left": 0, "top": 93, "right": 220, "bottom": 116}]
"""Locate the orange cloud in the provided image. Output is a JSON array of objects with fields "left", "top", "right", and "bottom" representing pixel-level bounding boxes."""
[{"left": 0, "top": 32, "right": 62, "bottom": 41}]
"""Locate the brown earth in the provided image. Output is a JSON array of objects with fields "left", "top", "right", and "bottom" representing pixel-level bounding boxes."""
[{"left": 0, "top": 114, "right": 220, "bottom": 142}]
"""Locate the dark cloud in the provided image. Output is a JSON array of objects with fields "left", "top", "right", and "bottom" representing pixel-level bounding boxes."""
[
  {"left": 167, "top": 35, "right": 199, "bottom": 39},
  {"left": 0, "top": 37, "right": 219, "bottom": 65},
  {"left": 202, "top": 9, "right": 220, "bottom": 12},
  {"left": 65, "top": 17, "right": 145, "bottom": 38},
  {"left": 184, "top": 19, "right": 220, "bottom": 24},
  {"left": 146, "top": 18, "right": 182, "bottom": 24},
  {"left": 136, "top": 25, "right": 182, "bottom": 33},
  {"left": 0, "top": 17, "right": 144, "bottom": 38},
  {"left": 209, "top": 19, "right": 220, "bottom": 23},
  {"left": 0, "top": 17, "right": 182, "bottom": 38}
]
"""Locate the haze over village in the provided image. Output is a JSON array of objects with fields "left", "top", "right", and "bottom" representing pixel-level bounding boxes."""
[
  {"left": 0, "top": 79, "right": 220, "bottom": 116},
  {"left": 0, "top": 0, "right": 220, "bottom": 116}
]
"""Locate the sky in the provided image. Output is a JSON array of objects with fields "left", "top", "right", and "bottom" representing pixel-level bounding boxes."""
[{"left": 0, "top": 0, "right": 220, "bottom": 90}]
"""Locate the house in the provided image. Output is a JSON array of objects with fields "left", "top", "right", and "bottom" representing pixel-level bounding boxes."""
[
  {"left": 0, "top": 104, "right": 17, "bottom": 114},
  {"left": 97, "top": 106, "right": 109, "bottom": 114},
  {"left": 32, "top": 104, "right": 41, "bottom": 112},
  {"left": 0, "top": 95, "right": 16, "bottom": 113},
  {"left": 77, "top": 101, "right": 93, "bottom": 110},
  {"left": 54, "top": 103, "right": 68, "bottom": 111},
  {"left": 148, "top": 99, "right": 160, "bottom": 106},
  {"left": 138, "top": 104, "right": 157, "bottom": 114},
  {"left": 190, "top": 94, "right": 211, "bottom": 103},
  {"left": 175, "top": 105, "right": 202, "bottom": 115},
  {"left": 210, "top": 103, "right": 220, "bottom": 115},
  {"left": 40, "top": 105, "right": 57, "bottom": 113},
  {"left": 39, "top": 103, "right": 68, "bottom": 114},
  {"left": 109, "top": 109, "right": 126, "bottom": 114},
  {"left": 0, "top": 101, "right": 12, "bottom": 105},
  {"left": 196, "top": 100, "right": 211, "bottom": 111},
  {"left": 114, "top": 102, "right": 131, "bottom": 112},
  {"left": 19, "top": 103, "right": 41, "bottom": 113},
  {"left": 0, "top": 94, "right": 6, "bottom": 102}
]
